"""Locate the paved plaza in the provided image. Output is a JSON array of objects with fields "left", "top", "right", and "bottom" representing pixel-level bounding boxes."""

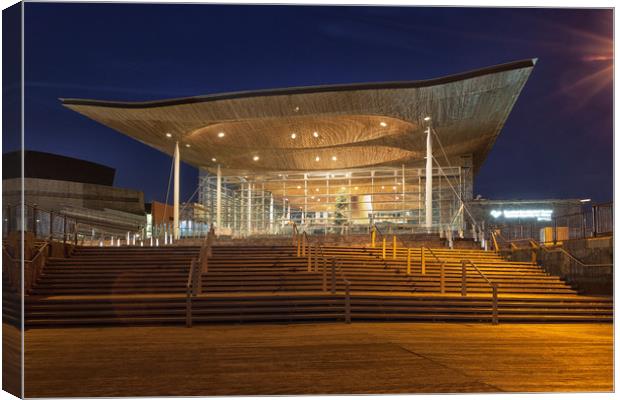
[{"left": 23, "top": 322, "right": 613, "bottom": 397}]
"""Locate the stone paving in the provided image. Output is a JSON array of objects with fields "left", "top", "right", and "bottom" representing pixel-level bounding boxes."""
[{"left": 23, "top": 322, "right": 613, "bottom": 397}]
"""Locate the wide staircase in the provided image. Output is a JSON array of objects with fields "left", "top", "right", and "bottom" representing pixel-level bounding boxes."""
[{"left": 24, "top": 244, "right": 613, "bottom": 327}]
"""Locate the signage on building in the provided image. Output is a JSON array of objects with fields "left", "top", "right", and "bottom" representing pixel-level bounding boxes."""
[{"left": 490, "top": 209, "right": 553, "bottom": 221}]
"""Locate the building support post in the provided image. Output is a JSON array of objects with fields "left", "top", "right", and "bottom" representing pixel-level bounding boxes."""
[
  {"left": 425, "top": 126, "right": 433, "bottom": 232},
  {"left": 216, "top": 164, "right": 222, "bottom": 235},
  {"left": 173, "top": 141, "right": 180, "bottom": 240},
  {"left": 269, "top": 193, "right": 274, "bottom": 234},
  {"left": 247, "top": 183, "right": 252, "bottom": 235}
]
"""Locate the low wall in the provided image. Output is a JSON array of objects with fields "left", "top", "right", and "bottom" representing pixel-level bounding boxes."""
[{"left": 505, "top": 237, "right": 613, "bottom": 295}]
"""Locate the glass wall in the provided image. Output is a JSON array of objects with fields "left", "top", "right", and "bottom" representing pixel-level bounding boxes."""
[{"left": 198, "top": 165, "right": 472, "bottom": 237}]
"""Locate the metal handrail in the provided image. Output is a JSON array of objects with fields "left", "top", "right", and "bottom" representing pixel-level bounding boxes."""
[
  {"left": 420, "top": 246, "right": 447, "bottom": 293},
  {"left": 460, "top": 259, "right": 498, "bottom": 325},
  {"left": 3, "top": 236, "right": 52, "bottom": 293},
  {"left": 306, "top": 236, "right": 351, "bottom": 324},
  {"left": 186, "top": 226, "right": 215, "bottom": 328}
]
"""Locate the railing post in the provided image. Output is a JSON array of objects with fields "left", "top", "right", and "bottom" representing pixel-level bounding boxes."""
[
  {"left": 322, "top": 258, "right": 327, "bottom": 292},
  {"left": 63, "top": 216, "right": 67, "bottom": 245},
  {"left": 382, "top": 237, "right": 386, "bottom": 260},
  {"left": 421, "top": 247, "right": 426, "bottom": 275},
  {"left": 314, "top": 248, "right": 319, "bottom": 272},
  {"left": 406, "top": 248, "right": 411, "bottom": 275},
  {"left": 307, "top": 244, "right": 312, "bottom": 272},
  {"left": 32, "top": 204, "right": 38, "bottom": 237},
  {"left": 371, "top": 227, "right": 376, "bottom": 248},
  {"left": 331, "top": 259, "right": 336, "bottom": 295},
  {"left": 461, "top": 260, "right": 467, "bottom": 296},
  {"left": 392, "top": 235, "right": 397, "bottom": 260},
  {"left": 297, "top": 234, "right": 301, "bottom": 257},
  {"left": 440, "top": 263, "right": 445, "bottom": 294},
  {"left": 491, "top": 283, "right": 499, "bottom": 325},
  {"left": 344, "top": 282, "right": 351, "bottom": 324}
]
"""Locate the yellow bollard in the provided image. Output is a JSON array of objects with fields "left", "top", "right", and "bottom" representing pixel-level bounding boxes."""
[
  {"left": 371, "top": 228, "right": 376, "bottom": 248},
  {"left": 406, "top": 248, "right": 411, "bottom": 275},
  {"left": 421, "top": 247, "right": 426, "bottom": 275},
  {"left": 382, "top": 237, "right": 386, "bottom": 259},
  {"left": 392, "top": 235, "right": 397, "bottom": 260}
]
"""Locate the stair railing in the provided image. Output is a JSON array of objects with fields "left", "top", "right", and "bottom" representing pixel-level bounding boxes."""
[
  {"left": 291, "top": 222, "right": 299, "bottom": 247},
  {"left": 3, "top": 235, "right": 52, "bottom": 294},
  {"left": 491, "top": 231, "right": 500, "bottom": 252},
  {"left": 186, "top": 226, "right": 215, "bottom": 328},
  {"left": 460, "top": 259, "right": 498, "bottom": 325},
  {"left": 309, "top": 238, "right": 351, "bottom": 324},
  {"left": 421, "top": 246, "right": 446, "bottom": 294}
]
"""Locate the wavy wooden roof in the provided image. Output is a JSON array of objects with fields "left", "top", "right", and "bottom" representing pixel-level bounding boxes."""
[{"left": 61, "top": 59, "right": 536, "bottom": 176}]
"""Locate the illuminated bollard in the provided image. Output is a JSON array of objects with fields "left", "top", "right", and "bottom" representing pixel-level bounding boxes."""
[
  {"left": 307, "top": 245, "right": 312, "bottom": 272},
  {"left": 371, "top": 228, "right": 376, "bottom": 248},
  {"left": 150, "top": 237, "right": 153, "bottom": 247},
  {"left": 421, "top": 247, "right": 426, "bottom": 275},
  {"left": 156, "top": 238, "right": 160, "bottom": 247},
  {"left": 392, "top": 235, "right": 397, "bottom": 260},
  {"left": 406, "top": 248, "right": 411, "bottom": 275}
]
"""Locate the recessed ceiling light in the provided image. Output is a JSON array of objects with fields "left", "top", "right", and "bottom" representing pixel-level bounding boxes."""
[
  {"left": 185, "top": 143, "right": 191, "bottom": 148},
  {"left": 341, "top": 187, "right": 346, "bottom": 190},
  {"left": 395, "top": 196, "right": 400, "bottom": 200},
  {"left": 297, "top": 185, "right": 302, "bottom": 189},
  {"left": 294, "top": 106, "right": 300, "bottom": 112},
  {"left": 381, "top": 186, "right": 385, "bottom": 190},
  {"left": 165, "top": 132, "right": 172, "bottom": 138},
  {"left": 317, "top": 198, "right": 321, "bottom": 202},
  {"left": 313, "top": 131, "right": 319, "bottom": 138},
  {"left": 315, "top": 156, "right": 320, "bottom": 162},
  {"left": 291, "top": 133, "right": 297, "bottom": 139},
  {"left": 380, "top": 122, "right": 387, "bottom": 127},
  {"left": 315, "top": 188, "right": 319, "bottom": 192},
  {"left": 424, "top": 116, "right": 431, "bottom": 121},
  {"left": 392, "top": 186, "right": 397, "bottom": 190},
  {"left": 311, "top": 196, "right": 315, "bottom": 200},
  {"left": 211, "top": 158, "right": 217, "bottom": 162},
  {"left": 331, "top": 156, "right": 337, "bottom": 161},
  {"left": 354, "top": 187, "right": 358, "bottom": 190},
  {"left": 253, "top": 155, "right": 260, "bottom": 161},
  {"left": 217, "top": 132, "right": 225, "bottom": 138}
]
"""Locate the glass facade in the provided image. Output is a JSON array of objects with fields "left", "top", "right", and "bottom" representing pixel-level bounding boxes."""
[{"left": 198, "top": 164, "right": 473, "bottom": 237}]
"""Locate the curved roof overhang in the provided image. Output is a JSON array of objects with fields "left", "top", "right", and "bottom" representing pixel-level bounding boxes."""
[{"left": 61, "top": 58, "right": 536, "bottom": 176}]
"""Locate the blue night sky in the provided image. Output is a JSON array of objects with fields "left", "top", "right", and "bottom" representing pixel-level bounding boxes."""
[{"left": 9, "top": 3, "right": 614, "bottom": 203}]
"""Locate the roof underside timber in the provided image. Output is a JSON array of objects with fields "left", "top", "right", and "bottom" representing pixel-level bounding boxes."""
[{"left": 61, "top": 59, "right": 536, "bottom": 176}]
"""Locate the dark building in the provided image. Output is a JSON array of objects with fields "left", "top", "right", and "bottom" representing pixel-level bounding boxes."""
[{"left": 3, "top": 150, "right": 146, "bottom": 232}]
